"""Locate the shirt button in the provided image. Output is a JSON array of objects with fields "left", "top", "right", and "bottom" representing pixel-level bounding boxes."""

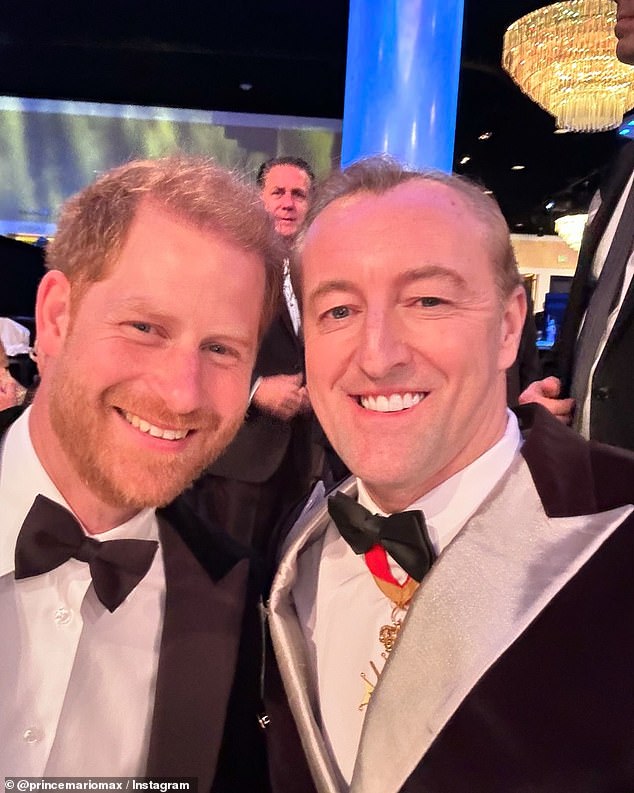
[
  {"left": 53, "top": 606, "right": 72, "bottom": 625},
  {"left": 23, "top": 727, "right": 43, "bottom": 744}
]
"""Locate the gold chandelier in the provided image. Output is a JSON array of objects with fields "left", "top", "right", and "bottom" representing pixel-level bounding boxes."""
[
  {"left": 554, "top": 213, "right": 588, "bottom": 250},
  {"left": 503, "top": 0, "right": 634, "bottom": 132}
]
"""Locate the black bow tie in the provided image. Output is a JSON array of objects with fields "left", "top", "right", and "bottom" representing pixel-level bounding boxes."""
[
  {"left": 14, "top": 494, "right": 159, "bottom": 612},
  {"left": 327, "top": 491, "right": 436, "bottom": 582}
]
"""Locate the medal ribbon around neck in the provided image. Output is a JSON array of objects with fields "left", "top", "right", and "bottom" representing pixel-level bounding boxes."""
[{"left": 364, "top": 544, "right": 420, "bottom": 608}]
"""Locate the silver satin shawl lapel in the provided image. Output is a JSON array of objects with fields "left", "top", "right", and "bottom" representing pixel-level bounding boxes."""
[
  {"left": 350, "top": 455, "right": 632, "bottom": 793},
  {"left": 269, "top": 478, "right": 357, "bottom": 793}
]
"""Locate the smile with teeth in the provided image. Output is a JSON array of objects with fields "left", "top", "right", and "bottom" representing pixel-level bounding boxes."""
[
  {"left": 359, "top": 392, "right": 426, "bottom": 413},
  {"left": 122, "top": 410, "right": 190, "bottom": 441}
]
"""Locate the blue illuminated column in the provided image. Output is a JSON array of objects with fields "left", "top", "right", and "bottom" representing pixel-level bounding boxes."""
[{"left": 341, "top": 0, "right": 464, "bottom": 172}]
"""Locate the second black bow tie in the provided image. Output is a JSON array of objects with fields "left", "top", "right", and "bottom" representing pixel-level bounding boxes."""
[
  {"left": 14, "top": 494, "right": 159, "bottom": 612},
  {"left": 327, "top": 491, "right": 436, "bottom": 582}
]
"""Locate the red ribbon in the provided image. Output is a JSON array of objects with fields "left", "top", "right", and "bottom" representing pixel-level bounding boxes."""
[{"left": 364, "top": 544, "right": 410, "bottom": 588}]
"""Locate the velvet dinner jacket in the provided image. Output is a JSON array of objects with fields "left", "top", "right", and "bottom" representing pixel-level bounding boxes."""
[
  {"left": 265, "top": 404, "right": 634, "bottom": 793},
  {"left": 0, "top": 406, "right": 268, "bottom": 792},
  {"left": 553, "top": 140, "right": 634, "bottom": 450}
]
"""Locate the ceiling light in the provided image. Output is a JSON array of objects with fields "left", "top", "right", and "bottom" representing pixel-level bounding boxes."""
[
  {"left": 502, "top": 0, "right": 634, "bottom": 132},
  {"left": 459, "top": 156, "right": 471, "bottom": 165},
  {"left": 555, "top": 213, "right": 588, "bottom": 250},
  {"left": 478, "top": 132, "right": 493, "bottom": 140},
  {"left": 511, "top": 165, "right": 526, "bottom": 171}
]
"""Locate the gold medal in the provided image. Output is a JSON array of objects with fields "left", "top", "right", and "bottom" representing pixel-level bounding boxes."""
[{"left": 358, "top": 577, "right": 419, "bottom": 709}]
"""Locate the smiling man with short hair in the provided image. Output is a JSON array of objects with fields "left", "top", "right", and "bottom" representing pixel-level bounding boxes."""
[
  {"left": 0, "top": 157, "right": 281, "bottom": 788},
  {"left": 265, "top": 156, "right": 634, "bottom": 793}
]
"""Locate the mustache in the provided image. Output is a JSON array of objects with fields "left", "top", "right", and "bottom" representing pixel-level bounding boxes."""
[{"left": 104, "top": 386, "right": 223, "bottom": 432}]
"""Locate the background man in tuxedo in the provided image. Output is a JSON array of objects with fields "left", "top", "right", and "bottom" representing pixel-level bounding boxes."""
[
  {"left": 196, "top": 156, "right": 331, "bottom": 552},
  {"left": 519, "top": 0, "right": 634, "bottom": 450},
  {"left": 0, "top": 157, "right": 282, "bottom": 788},
  {"left": 265, "top": 157, "right": 634, "bottom": 793},
  {"left": 249, "top": 157, "right": 312, "bottom": 437}
]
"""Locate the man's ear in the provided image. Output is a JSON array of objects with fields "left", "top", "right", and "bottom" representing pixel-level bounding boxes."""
[
  {"left": 498, "top": 285, "right": 527, "bottom": 372},
  {"left": 35, "top": 270, "right": 72, "bottom": 358}
]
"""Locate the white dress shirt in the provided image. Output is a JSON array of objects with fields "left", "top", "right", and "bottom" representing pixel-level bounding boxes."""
[
  {"left": 0, "top": 408, "right": 165, "bottom": 777},
  {"left": 578, "top": 171, "right": 634, "bottom": 437},
  {"left": 283, "top": 258, "right": 301, "bottom": 335},
  {"left": 295, "top": 411, "right": 522, "bottom": 784}
]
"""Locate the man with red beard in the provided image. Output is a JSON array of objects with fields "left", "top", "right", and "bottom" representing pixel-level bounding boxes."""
[{"left": 0, "top": 157, "right": 282, "bottom": 789}]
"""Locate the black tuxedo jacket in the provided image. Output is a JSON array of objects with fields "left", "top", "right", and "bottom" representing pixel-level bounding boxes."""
[
  {"left": 553, "top": 140, "right": 634, "bottom": 450},
  {"left": 0, "top": 407, "right": 269, "bottom": 792},
  {"left": 209, "top": 299, "right": 308, "bottom": 483},
  {"left": 263, "top": 405, "right": 634, "bottom": 793}
]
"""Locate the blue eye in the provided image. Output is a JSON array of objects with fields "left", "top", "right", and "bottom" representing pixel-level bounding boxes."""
[
  {"left": 419, "top": 297, "right": 443, "bottom": 307},
  {"left": 330, "top": 306, "right": 350, "bottom": 319},
  {"left": 132, "top": 322, "right": 153, "bottom": 333}
]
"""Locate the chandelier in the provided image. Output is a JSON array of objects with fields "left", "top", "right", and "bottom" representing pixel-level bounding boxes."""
[
  {"left": 554, "top": 213, "right": 588, "bottom": 250},
  {"left": 503, "top": 0, "right": 634, "bottom": 132}
]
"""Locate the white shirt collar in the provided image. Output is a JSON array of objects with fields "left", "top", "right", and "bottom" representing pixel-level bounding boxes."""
[
  {"left": 0, "top": 407, "right": 157, "bottom": 578},
  {"left": 356, "top": 409, "right": 522, "bottom": 556}
]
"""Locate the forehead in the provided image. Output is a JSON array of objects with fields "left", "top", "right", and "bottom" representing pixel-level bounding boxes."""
[
  {"left": 301, "top": 180, "right": 494, "bottom": 282},
  {"left": 311, "top": 179, "right": 476, "bottom": 230},
  {"left": 263, "top": 164, "right": 310, "bottom": 190},
  {"left": 113, "top": 202, "right": 202, "bottom": 264},
  {"left": 105, "top": 201, "right": 259, "bottom": 284}
]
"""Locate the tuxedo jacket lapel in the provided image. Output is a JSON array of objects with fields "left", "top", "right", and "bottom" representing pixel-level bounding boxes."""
[
  {"left": 557, "top": 142, "right": 634, "bottom": 392},
  {"left": 350, "top": 455, "right": 631, "bottom": 793},
  {"left": 279, "top": 299, "right": 303, "bottom": 357},
  {"left": 270, "top": 407, "right": 634, "bottom": 793},
  {"left": 580, "top": 142, "right": 634, "bottom": 273},
  {"left": 593, "top": 143, "right": 634, "bottom": 355},
  {"left": 0, "top": 404, "right": 25, "bottom": 434},
  {"left": 0, "top": 406, "right": 257, "bottom": 789},
  {"left": 146, "top": 505, "right": 251, "bottom": 788},
  {"left": 269, "top": 478, "right": 357, "bottom": 793}
]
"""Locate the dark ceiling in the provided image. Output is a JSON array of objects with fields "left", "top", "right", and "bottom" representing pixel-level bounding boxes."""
[{"left": 0, "top": 0, "right": 629, "bottom": 234}]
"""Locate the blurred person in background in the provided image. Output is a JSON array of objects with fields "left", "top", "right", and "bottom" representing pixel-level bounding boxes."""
[
  {"left": 520, "top": 0, "right": 634, "bottom": 450},
  {"left": 0, "top": 339, "right": 27, "bottom": 410},
  {"left": 191, "top": 156, "right": 344, "bottom": 553}
]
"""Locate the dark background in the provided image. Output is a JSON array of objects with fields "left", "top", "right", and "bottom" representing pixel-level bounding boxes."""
[{"left": 0, "top": 0, "right": 629, "bottom": 234}]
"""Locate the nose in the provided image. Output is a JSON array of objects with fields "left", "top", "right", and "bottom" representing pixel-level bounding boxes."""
[
  {"left": 354, "top": 310, "right": 412, "bottom": 381},
  {"left": 151, "top": 346, "right": 206, "bottom": 416},
  {"left": 281, "top": 191, "right": 295, "bottom": 210}
]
